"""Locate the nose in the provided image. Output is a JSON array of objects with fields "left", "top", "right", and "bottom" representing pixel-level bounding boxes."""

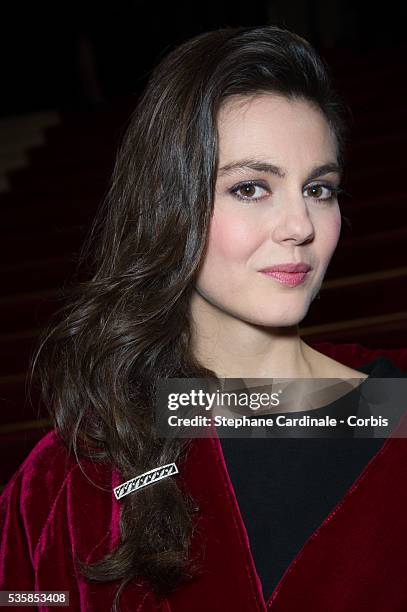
[{"left": 270, "top": 192, "right": 315, "bottom": 245}]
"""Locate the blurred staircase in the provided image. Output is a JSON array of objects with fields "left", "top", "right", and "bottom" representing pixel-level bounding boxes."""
[
  {"left": 1, "top": 42, "right": 406, "bottom": 486},
  {"left": 0, "top": 99, "right": 135, "bottom": 487},
  {"left": 301, "top": 42, "right": 407, "bottom": 344}
]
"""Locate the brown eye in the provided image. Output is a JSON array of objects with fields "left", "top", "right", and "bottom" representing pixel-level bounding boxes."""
[
  {"left": 305, "top": 183, "right": 339, "bottom": 203},
  {"left": 308, "top": 185, "right": 323, "bottom": 198},
  {"left": 230, "top": 181, "right": 269, "bottom": 202},
  {"left": 240, "top": 184, "right": 256, "bottom": 197}
]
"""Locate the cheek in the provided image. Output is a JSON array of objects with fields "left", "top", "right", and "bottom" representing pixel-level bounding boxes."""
[
  {"left": 206, "top": 212, "right": 259, "bottom": 262},
  {"left": 317, "top": 209, "right": 342, "bottom": 266},
  {"left": 324, "top": 210, "right": 342, "bottom": 251}
]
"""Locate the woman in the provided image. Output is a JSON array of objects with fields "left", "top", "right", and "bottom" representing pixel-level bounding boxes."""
[{"left": 1, "top": 24, "right": 407, "bottom": 611}]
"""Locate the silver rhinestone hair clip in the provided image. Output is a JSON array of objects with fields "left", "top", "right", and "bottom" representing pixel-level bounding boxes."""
[{"left": 113, "top": 463, "right": 179, "bottom": 501}]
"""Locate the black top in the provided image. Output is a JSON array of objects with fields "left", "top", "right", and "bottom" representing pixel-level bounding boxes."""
[{"left": 218, "top": 356, "right": 407, "bottom": 601}]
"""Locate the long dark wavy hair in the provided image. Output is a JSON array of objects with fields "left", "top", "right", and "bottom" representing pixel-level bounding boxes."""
[{"left": 30, "top": 24, "right": 353, "bottom": 610}]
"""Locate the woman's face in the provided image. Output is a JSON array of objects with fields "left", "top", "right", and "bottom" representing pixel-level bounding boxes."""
[{"left": 193, "top": 93, "right": 342, "bottom": 327}]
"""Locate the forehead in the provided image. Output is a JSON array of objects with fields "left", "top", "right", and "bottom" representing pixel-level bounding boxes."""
[{"left": 216, "top": 93, "right": 336, "bottom": 162}]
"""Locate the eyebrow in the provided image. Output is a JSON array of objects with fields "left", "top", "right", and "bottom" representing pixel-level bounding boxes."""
[{"left": 218, "top": 158, "right": 343, "bottom": 182}]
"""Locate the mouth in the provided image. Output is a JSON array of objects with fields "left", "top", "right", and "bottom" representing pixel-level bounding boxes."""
[{"left": 259, "top": 270, "right": 311, "bottom": 287}]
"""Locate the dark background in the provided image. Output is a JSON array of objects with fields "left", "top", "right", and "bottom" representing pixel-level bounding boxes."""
[{"left": 2, "top": 0, "right": 407, "bottom": 117}]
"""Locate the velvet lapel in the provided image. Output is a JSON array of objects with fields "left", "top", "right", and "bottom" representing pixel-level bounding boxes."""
[
  {"left": 169, "top": 411, "right": 407, "bottom": 612},
  {"left": 168, "top": 429, "right": 266, "bottom": 611}
]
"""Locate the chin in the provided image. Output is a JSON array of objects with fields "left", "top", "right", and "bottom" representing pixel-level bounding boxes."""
[
  {"left": 242, "top": 299, "right": 311, "bottom": 324},
  {"left": 239, "top": 309, "right": 309, "bottom": 328}
]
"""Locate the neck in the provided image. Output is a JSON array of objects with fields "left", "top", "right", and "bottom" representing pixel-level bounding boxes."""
[{"left": 189, "top": 289, "right": 315, "bottom": 379}]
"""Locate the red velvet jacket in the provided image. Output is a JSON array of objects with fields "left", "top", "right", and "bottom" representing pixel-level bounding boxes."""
[{"left": 2, "top": 342, "right": 407, "bottom": 611}]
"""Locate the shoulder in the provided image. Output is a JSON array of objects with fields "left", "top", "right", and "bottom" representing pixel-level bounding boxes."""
[
  {"left": 307, "top": 341, "right": 407, "bottom": 377},
  {"left": 304, "top": 343, "right": 369, "bottom": 379},
  {"left": 0, "top": 429, "right": 121, "bottom": 566},
  {"left": 1, "top": 429, "right": 78, "bottom": 505},
  {"left": 16, "top": 428, "right": 78, "bottom": 491},
  {"left": 0, "top": 431, "right": 158, "bottom": 607},
  {"left": 1, "top": 430, "right": 74, "bottom": 551}
]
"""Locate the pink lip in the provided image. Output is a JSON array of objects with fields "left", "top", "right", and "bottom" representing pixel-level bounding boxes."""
[
  {"left": 259, "top": 262, "right": 312, "bottom": 287},
  {"left": 260, "top": 263, "right": 312, "bottom": 273},
  {"left": 260, "top": 270, "right": 310, "bottom": 286}
]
